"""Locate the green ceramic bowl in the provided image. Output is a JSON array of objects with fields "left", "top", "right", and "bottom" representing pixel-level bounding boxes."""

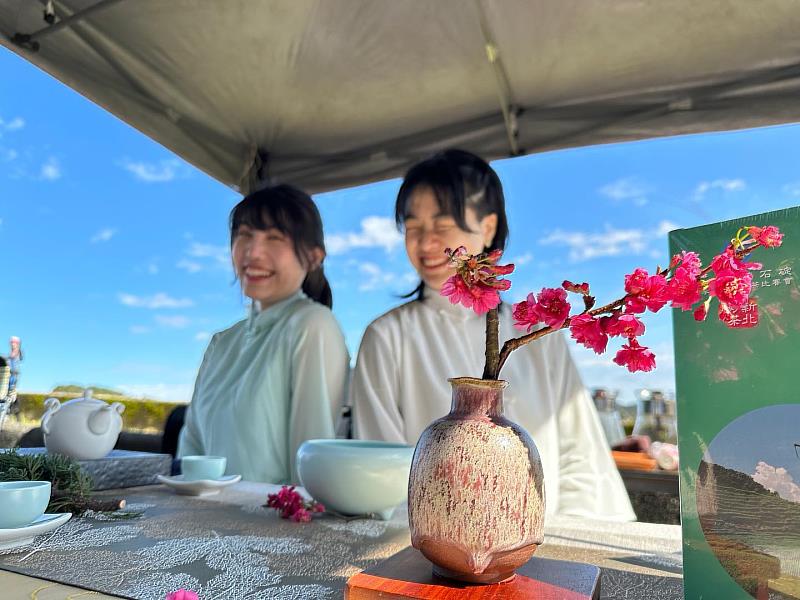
[{"left": 297, "top": 440, "right": 414, "bottom": 520}]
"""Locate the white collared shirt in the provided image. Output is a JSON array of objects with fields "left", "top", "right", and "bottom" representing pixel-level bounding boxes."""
[{"left": 351, "top": 288, "right": 635, "bottom": 521}]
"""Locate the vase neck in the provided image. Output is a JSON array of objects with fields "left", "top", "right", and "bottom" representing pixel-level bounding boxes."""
[{"left": 449, "top": 377, "right": 506, "bottom": 418}]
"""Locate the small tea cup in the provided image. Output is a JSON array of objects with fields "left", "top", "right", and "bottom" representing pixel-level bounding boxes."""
[
  {"left": 181, "top": 455, "right": 226, "bottom": 481},
  {"left": 0, "top": 481, "right": 52, "bottom": 528}
]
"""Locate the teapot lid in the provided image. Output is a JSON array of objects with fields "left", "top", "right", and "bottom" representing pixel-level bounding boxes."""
[{"left": 63, "top": 388, "right": 108, "bottom": 406}]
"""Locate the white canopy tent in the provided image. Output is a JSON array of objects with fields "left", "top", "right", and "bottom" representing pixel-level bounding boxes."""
[{"left": 3, "top": 0, "right": 800, "bottom": 194}]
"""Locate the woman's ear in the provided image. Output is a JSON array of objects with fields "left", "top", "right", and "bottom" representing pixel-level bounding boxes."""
[
  {"left": 308, "top": 247, "right": 326, "bottom": 271},
  {"left": 481, "top": 213, "right": 498, "bottom": 248}
]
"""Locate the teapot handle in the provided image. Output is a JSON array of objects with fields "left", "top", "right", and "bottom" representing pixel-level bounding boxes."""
[{"left": 41, "top": 397, "right": 61, "bottom": 435}]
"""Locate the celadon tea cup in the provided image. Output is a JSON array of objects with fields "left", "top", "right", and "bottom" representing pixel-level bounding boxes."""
[
  {"left": 0, "top": 481, "right": 52, "bottom": 528},
  {"left": 181, "top": 455, "right": 226, "bottom": 481}
]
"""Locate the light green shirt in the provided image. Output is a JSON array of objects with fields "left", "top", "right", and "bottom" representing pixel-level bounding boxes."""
[{"left": 177, "top": 290, "right": 349, "bottom": 484}]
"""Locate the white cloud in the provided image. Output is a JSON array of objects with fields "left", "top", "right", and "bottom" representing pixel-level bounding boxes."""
[
  {"left": 117, "top": 383, "right": 192, "bottom": 402},
  {"left": 187, "top": 242, "right": 228, "bottom": 265},
  {"left": 511, "top": 252, "right": 533, "bottom": 266},
  {"left": 129, "top": 325, "right": 151, "bottom": 335},
  {"left": 0, "top": 117, "right": 25, "bottom": 133},
  {"left": 119, "top": 158, "right": 187, "bottom": 183},
  {"left": 194, "top": 331, "right": 210, "bottom": 342},
  {"left": 599, "top": 177, "right": 649, "bottom": 206},
  {"left": 118, "top": 292, "right": 194, "bottom": 309},
  {"left": 357, "top": 262, "right": 395, "bottom": 291},
  {"left": 147, "top": 262, "right": 159, "bottom": 275},
  {"left": 175, "top": 242, "right": 229, "bottom": 273},
  {"left": 692, "top": 178, "right": 745, "bottom": 201},
  {"left": 40, "top": 157, "right": 61, "bottom": 180},
  {"left": 177, "top": 259, "right": 203, "bottom": 273},
  {"left": 782, "top": 182, "right": 800, "bottom": 197},
  {"left": 752, "top": 461, "right": 800, "bottom": 503},
  {"left": 1, "top": 148, "right": 17, "bottom": 161},
  {"left": 654, "top": 220, "right": 681, "bottom": 237},
  {"left": 155, "top": 314, "right": 191, "bottom": 328},
  {"left": 540, "top": 221, "right": 679, "bottom": 263},
  {"left": 90, "top": 228, "right": 117, "bottom": 243},
  {"left": 326, "top": 216, "right": 403, "bottom": 255}
]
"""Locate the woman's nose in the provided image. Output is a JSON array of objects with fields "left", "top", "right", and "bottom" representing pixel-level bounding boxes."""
[{"left": 419, "top": 228, "right": 440, "bottom": 251}]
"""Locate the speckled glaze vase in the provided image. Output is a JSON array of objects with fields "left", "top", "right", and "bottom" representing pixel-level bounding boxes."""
[{"left": 408, "top": 377, "right": 546, "bottom": 584}]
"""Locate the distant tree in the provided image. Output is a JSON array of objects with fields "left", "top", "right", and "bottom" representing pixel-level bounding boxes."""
[{"left": 51, "top": 384, "right": 124, "bottom": 396}]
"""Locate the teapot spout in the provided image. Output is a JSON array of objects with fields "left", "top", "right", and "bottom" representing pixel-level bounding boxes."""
[{"left": 87, "top": 406, "right": 113, "bottom": 436}]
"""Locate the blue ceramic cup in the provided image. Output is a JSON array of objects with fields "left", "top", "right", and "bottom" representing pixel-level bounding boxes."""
[
  {"left": 297, "top": 440, "right": 415, "bottom": 520},
  {"left": 0, "top": 481, "right": 52, "bottom": 528},
  {"left": 181, "top": 455, "right": 226, "bottom": 481}
]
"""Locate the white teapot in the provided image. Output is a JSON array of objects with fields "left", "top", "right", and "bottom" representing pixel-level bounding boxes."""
[{"left": 41, "top": 389, "right": 125, "bottom": 460}]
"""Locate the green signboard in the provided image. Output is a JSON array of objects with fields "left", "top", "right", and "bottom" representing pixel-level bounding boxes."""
[{"left": 670, "top": 207, "right": 800, "bottom": 599}]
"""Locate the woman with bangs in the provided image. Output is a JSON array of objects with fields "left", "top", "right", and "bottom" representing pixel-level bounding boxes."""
[
  {"left": 351, "top": 149, "right": 634, "bottom": 521},
  {"left": 178, "top": 185, "right": 349, "bottom": 485}
]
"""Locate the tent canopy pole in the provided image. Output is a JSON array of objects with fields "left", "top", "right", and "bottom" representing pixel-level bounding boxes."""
[{"left": 13, "top": 0, "right": 127, "bottom": 51}]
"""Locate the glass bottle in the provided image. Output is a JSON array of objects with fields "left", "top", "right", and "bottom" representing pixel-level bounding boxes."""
[
  {"left": 633, "top": 389, "right": 677, "bottom": 444},
  {"left": 592, "top": 388, "right": 625, "bottom": 447}
]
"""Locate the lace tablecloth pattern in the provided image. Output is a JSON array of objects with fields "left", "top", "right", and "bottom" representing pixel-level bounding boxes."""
[
  {"left": 0, "top": 482, "right": 684, "bottom": 599},
  {"left": 0, "top": 483, "right": 410, "bottom": 599}
]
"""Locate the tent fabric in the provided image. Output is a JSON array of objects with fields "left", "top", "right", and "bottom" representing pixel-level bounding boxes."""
[{"left": 3, "top": 0, "right": 800, "bottom": 194}]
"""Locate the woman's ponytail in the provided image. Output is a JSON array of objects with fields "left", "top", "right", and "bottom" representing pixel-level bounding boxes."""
[{"left": 302, "top": 266, "right": 333, "bottom": 309}]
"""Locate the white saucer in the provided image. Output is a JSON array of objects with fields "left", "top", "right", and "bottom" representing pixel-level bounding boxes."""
[
  {"left": 156, "top": 474, "right": 242, "bottom": 496},
  {"left": 0, "top": 512, "right": 72, "bottom": 551}
]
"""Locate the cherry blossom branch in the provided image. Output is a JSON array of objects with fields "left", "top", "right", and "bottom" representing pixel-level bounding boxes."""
[
  {"left": 492, "top": 298, "right": 626, "bottom": 379},
  {"left": 443, "top": 224, "right": 783, "bottom": 381},
  {"left": 483, "top": 308, "right": 500, "bottom": 379}
]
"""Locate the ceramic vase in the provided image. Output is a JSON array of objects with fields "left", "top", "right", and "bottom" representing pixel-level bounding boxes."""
[{"left": 408, "top": 377, "right": 545, "bottom": 584}]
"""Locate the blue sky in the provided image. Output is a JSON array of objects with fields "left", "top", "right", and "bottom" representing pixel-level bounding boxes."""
[{"left": 2, "top": 48, "right": 799, "bottom": 405}]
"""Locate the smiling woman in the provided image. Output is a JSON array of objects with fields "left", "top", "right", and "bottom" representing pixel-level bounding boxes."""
[
  {"left": 350, "top": 149, "right": 635, "bottom": 521},
  {"left": 177, "top": 185, "right": 349, "bottom": 485}
]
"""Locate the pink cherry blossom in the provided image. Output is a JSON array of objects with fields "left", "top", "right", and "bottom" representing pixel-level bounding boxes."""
[
  {"left": 603, "top": 313, "right": 645, "bottom": 338},
  {"left": 708, "top": 271, "right": 752, "bottom": 308},
  {"left": 468, "top": 283, "right": 502, "bottom": 315},
  {"left": 512, "top": 293, "right": 540, "bottom": 331},
  {"left": 532, "top": 287, "right": 571, "bottom": 329},
  {"left": 568, "top": 314, "right": 607, "bottom": 353},
  {"left": 165, "top": 591, "right": 199, "bottom": 600},
  {"left": 709, "top": 248, "right": 760, "bottom": 277},
  {"left": 265, "top": 485, "right": 325, "bottom": 522},
  {"left": 624, "top": 268, "right": 650, "bottom": 295},
  {"left": 624, "top": 272, "right": 669, "bottom": 313},
  {"left": 290, "top": 508, "right": 312, "bottom": 523},
  {"left": 443, "top": 248, "right": 513, "bottom": 314},
  {"left": 613, "top": 338, "right": 656, "bottom": 373},
  {"left": 441, "top": 275, "right": 474, "bottom": 307},
  {"left": 693, "top": 303, "right": 709, "bottom": 322},
  {"left": 667, "top": 266, "right": 703, "bottom": 311},
  {"left": 747, "top": 225, "right": 783, "bottom": 248},
  {"left": 670, "top": 251, "right": 702, "bottom": 278}
]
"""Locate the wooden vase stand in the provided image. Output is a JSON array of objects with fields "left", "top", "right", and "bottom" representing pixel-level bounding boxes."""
[{"left": 346, "top": 546, "right": 601, "bottom": 599}]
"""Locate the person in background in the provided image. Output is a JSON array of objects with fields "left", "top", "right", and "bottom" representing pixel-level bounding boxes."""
[
  {"left": 350, "top": 149, "right": 635, "bottom": 521},
  {"left": 177, "top": 185, "right": 349, "bottom": 484},
  {"left": 8, "top": 336, "right": 22, "bottom": 394}
]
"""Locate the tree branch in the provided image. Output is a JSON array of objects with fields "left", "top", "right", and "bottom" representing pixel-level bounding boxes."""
[{"left": 483, "top": 307, "right": 500, "bottom": 379}]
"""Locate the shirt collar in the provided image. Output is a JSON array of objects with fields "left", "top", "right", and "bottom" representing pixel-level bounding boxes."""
[
  {"left": 247, "top": 289, "right": 307, "bottom": 333},
  {"left": 420, "top": 285, "right": 485, "bottom": 322}
]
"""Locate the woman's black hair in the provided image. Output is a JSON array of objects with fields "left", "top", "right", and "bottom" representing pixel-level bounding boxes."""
[
  {"left": 395, "top": 149, "right": 509, "bottom": 300},
  {"left": 230, "top": 184, "right": 333, "bottom": 308}
]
